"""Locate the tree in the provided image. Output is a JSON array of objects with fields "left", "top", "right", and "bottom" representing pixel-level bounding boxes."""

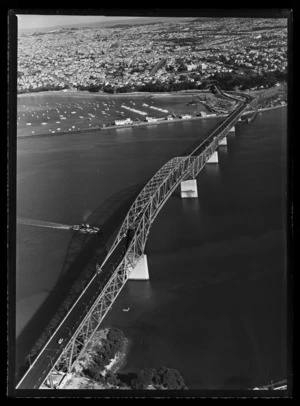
[
  {"left": 156, "top": 367, "right": 187, "bottom": 390},
  {"left": 106, "top": 328, "right": 125, "bottom": 354},
  {"left": 105, "top": 372, "right": 121, "bottom": 387},
  {"left": 84, "top": 364, "right": 103, "bottom": 382},
  {"left": 219, "top": 55, "right": 227, "bottom": 63},
  {"left": 103, "top": 85, "right": 114, "bottom": 94},
  {"left": 130, "top": 375, "right": 143, "bottom": 390},
  {"left": 177, "top": 64, "right": 187, "bottom": 72},
  {"left": 165, "top": 65, "right": 175, "bottom": 72},
  {"left": 134, "top": 368, "right": 156, "bottom": 389}
]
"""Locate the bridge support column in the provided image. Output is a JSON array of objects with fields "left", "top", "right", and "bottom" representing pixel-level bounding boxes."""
[
  {"left": 228, "top": 126, "right": 235, "bottom": 132},
  {"left": 128, "top": 254, "right": 149, "bottom": 280},
  {"left": 180, "top": 179, "right": 198, "bottom": 198},
  {"left": 207, "top": 150, "right": 219, "bottom": 163},
  {"left": 219, "top": 136, "right": 227, "bottom": 146}
]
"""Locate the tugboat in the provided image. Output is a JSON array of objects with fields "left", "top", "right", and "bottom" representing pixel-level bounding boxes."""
[{"left": 70, "top": 223, "right": 100, "bottom": 234}]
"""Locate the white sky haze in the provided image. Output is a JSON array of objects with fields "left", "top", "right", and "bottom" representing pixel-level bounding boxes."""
[{"left": 17, "top": 15, "right": 143, "bottom": 30}]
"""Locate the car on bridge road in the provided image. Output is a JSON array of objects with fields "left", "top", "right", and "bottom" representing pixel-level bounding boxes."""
[
  {"left": 96, "top": 264, "right": 102, "bottom": 274},
  {"left": 57, "top": 338, "right": 64, "bottom": 345}
]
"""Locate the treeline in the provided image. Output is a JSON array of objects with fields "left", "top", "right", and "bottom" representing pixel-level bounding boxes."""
[
  {"left": 82, "top": 327, "right": 187, "bottom": 390},
  {"left": 76, "top": 81, "right": 204, "bottom": 94},
  {"left": 84, "top": 328, "right": 125, "bottom": 373},
  {"left": 18, "top": 69, "right": 287, "bottom": 95},
  {"left": 85, "top": 365, "right": 187, "bottom": 390},
  {"left": 135, "top": 81, "right": 203, "bottom": 93},
  {"left": 209, "top": 70, "right": 287, "bottom": 91},
  {"left": 76, "top": 84, "right": 103, "bottom": 93},
  {"left": 18, "top": 84, "right": 70, "bottom": 94},
  {"left": 129, "top": 367, "right": 187, "bottom": 390},
  {"left": 76, "top": 70, "right": 286, "bottom": 94}
]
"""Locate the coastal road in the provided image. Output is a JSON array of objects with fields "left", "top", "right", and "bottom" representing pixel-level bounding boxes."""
[{"left": 16, "top": 233, "right": 131, "bottom": 389}]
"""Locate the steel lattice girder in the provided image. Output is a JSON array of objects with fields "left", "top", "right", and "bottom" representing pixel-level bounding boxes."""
[
  {"left": 42, "top": 263, "right": 129, "bottom": 384},
  {"left": 119, "top": 106, "right": 248, "bottom": 256},
  {"left": 38, "top": 100, "right": 250, "bottom": 388},
  {"left": 107, "top": 105, "right": 247, "bottom": 257}
]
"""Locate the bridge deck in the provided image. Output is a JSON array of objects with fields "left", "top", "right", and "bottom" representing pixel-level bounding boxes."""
[{"left": 16, "top": 90, "right": 254, "bottom": 390}]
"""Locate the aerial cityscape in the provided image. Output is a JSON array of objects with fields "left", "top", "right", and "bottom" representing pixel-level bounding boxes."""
[
  {"left": 18, "top": 18, "right": 287, "bottom": 94},
  {"left": 12, "top": 13, "right": 290, "bottom": 396}
]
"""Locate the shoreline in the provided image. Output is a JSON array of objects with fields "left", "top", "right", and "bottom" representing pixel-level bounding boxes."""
[
  {"left": 251, "top": 104, "right": 287, "bottom": 112},
  {"left": 16, "top": 82, "right": 287, "bottom": 101},
  {"left": 104, "top": 338, "right": 129, "bottom": 375},
  {"left": 16, "top": 114, "right": 225, "bottom": 139},
  {"left": 17, "top": 89, "right": 212, "bottom": 99},
  {"left": 59, "top": 330, "right": 130, "bottom": 389},
  {"left": 17, "top": 104, "right": 286, "bottom": 140}
]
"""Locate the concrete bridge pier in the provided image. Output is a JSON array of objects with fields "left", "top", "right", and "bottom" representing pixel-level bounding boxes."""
[
  {"left": 180, "top": 179, "right": 198, "bottom": 198},
  {"left": 219, "top": 136, "right": 227, "bottom": 146},
  {"left": 207, "top": 150, "right": 219, "bottom": 163},
  {"left": 128, "top": 254, "right": 149, "bottom": 280}
]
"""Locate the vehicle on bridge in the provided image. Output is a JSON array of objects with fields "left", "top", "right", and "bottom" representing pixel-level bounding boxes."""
[
  {"left": 96, "top": 263, "right": 102, "bottom": 274},
  {"left": 57, "top": 338, "right": 64, "bottom": 345},
  {"left": 70, "top": 223, "right": 100, "bottom": 234}
]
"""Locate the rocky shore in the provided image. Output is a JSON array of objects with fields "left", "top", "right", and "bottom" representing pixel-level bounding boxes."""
[
  {"left": 60, "top": 328, "right": 129, "bottom": 389},
  {"left": 59, "top": 327, "right": 187, "bottom": 390}
]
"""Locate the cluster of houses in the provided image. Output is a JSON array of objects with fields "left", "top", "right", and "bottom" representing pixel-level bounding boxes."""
[{"left": 17, "top": 19, "right": 287, "bottom": 94}]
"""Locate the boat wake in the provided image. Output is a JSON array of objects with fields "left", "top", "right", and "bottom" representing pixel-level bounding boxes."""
[{"left": 17, "top": 217, "right": 71, "bottom": 230}]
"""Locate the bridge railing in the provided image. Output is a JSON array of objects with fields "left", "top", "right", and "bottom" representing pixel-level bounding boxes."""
[
  {"left": 123, "top": 131, "right": 229, "bottom": 260},
  {"left": 105, "top": 101, "right": 248, "bottom": 273},
  {"left": 35, "top": 143, "right": 219, "bottom": 386},
  {"left": 105, "top": 102, "right": 247, "bottom": 261},
  {"left": 17, "top": 90, "right": 252, "bottom": 389}
]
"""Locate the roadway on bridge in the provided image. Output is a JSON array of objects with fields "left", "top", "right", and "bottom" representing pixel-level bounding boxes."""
[
  {"left": 190, "top": 100, "right": 249, "bottom": 157},
  {"left": 16, "top": 93, "right": 252, "bottom": 390},
  {"left": 16, "top": 234, "right": 129, "bottom": 389}
]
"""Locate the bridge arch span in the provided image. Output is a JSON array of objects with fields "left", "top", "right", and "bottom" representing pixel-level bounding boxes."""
[
  {"left": 16, "top": 90, "right": 254, "bottom": 389},
  {"left": 105, "top": 103, "right": 251, "bottom": 273}
]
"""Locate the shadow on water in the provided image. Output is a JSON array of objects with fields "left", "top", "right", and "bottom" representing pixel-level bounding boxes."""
[
  {"left": 222, "top": 375, "right": 253, "bottom": 390},
  {"left": 16, "top": 119, "right": 239, "bottom": 381},
  {"left": 16, "top": 183, "right": 143, "bottom": 382}
]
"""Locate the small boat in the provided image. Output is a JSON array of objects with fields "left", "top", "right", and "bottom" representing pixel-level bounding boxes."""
[
  {"left": 70, "top": 223, "right": 100, "bottom": 234},
  {"left": 122, "top": 307, "right": 130, "bottom": 312}
]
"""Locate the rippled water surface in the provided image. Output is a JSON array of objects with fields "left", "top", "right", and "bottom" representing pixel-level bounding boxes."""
[{"left": 16, "top": 106, "right": 288, "bottom": 389}]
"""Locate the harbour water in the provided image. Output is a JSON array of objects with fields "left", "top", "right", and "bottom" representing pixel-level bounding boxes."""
[{"left": 16, "top": 107, "right": 288, "bottom": 389}]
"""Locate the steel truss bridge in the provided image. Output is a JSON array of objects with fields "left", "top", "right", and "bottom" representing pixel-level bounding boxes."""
[{"left": 16, "top": 90, "right": 254, "bottom": 390}]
